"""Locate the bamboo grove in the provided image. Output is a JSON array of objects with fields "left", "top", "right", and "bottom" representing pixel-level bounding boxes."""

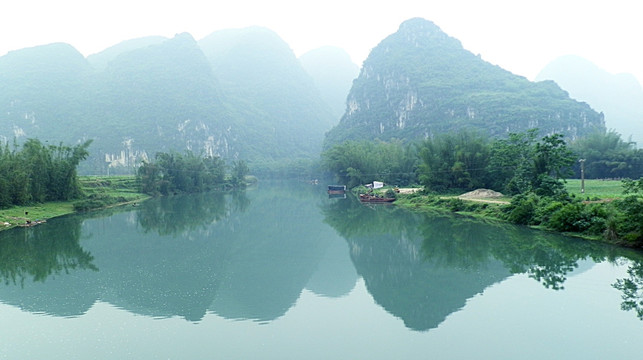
[
  {"left": 0, "top": 139, "right": 92, "bottom": 208},
  {"left": 136, "top": 151, "right": 250, "bottom": 195}
]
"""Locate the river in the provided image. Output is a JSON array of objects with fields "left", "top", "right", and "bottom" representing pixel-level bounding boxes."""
[{"left": 1, "top": 182, "right": 642, "bottom": 359}]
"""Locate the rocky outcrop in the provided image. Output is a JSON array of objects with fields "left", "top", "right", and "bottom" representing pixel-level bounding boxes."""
[{"left": 324, "top": 18, "right": 605, "bottom": 148}]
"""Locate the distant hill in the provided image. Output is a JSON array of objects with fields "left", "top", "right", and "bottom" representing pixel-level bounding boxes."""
[
  {"left": 0, "top": 29, "right": 338, "bottom": 174},
  {"left": 0, "top": 42, "right": 92, "bottom": 144},
  {"left": 299, "top": 46, "right": 359, "bottom": 120},
  {"left": 198, "top": 27, "right": 335, "bottom": 168},
  {"left": 536, "top": 55, "right": 643, "bottom": 147},
  {"left": 324, "top": 18, "right": 605, "bottom": 148},
  {"left": 87, "top": 36, "right": 167, "bottom": 71}
]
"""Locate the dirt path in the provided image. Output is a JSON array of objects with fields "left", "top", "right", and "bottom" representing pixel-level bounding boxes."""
[
  {"left": 397, "top": 188, "right": 422, "bottom": 194},
  {"left": 460, "top": 198, "right": 509, "bottom": 205},
  {"left": 438, "top": 196, "right": 510, "bottom": 205}
]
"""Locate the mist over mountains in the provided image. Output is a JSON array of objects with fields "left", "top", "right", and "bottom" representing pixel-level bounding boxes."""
[
  {"left": 536, "top": 55, "right": 643, "bottom": 147},
  {"left": 0, "top": 28, "right": 352, "bottom": 174},
  {"left": 0, "top": 18, "right": 619, "bottom": 175}
]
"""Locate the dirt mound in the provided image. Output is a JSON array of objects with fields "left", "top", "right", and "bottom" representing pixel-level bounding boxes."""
[{"left": 458, "top": 189, "right": 504, "bottom": 199}]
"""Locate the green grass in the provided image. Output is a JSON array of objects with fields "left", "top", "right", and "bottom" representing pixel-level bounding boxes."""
[
  {"left": 565, "top": 179, "right": 625, "bottom": 200},
  {"left": 79, "top": 175, "right": 143, "bottom": 201},
  {"left": 0, "top": 175, "right": 148, "bottom": 230},
  {"left": 0, "top": 202, "right": 76, "bottom": 228}
]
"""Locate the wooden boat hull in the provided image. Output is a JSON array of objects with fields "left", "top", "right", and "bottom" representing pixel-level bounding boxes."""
[{"left": 359, "top": 194, "right": 395, "bottom": 203}]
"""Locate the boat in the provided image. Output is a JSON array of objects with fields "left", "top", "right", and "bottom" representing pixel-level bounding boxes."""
[
  {"left": 359, "top": 194, "right": 395, "bottom": 203},
  {"left": 19, "top": 219, "right": 47, "bottom": 227},
  {"left": 327, "top": 185, "right": 346, "bottom": 194}
]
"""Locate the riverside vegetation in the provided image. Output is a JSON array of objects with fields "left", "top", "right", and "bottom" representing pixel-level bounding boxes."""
[
  {"left": 322, "top": 129, "right": 643, "bottom": 248},
  {"left": 0, "top": 140, "right": 251, "bottom": 230}
]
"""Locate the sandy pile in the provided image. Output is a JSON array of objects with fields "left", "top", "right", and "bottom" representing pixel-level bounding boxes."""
[{"left": 458, "top": 189, "right": 504, "bottom": 199}]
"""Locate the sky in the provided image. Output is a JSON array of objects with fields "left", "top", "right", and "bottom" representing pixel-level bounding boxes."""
[{"left": 2, "top": 0, "right": 642, "bottom": 83}]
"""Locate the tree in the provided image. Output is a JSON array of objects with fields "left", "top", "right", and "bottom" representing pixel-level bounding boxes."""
[
  {"left": 489, "top": 130, "right": 574, "bottom": 196},
  {"left": 322, "top": 140, "right": 418, "bottom": 187},
  {"left": 531, "top": 133, "right": 575, "bottom": 196},
  {"left": 570, "top": 130, "right": 643, "bottom": 179},
  {"left": 418, "top": 131, "right": 490, "bottom": 192},
  {"left": 136, "top": 150, "right": 233, "bottom": 195},
  {"left": 230, "top": 160, "right": 249, "bottom": 188},
  {"left": 0, "top": 138, "right": 91, "bottom": 207}
]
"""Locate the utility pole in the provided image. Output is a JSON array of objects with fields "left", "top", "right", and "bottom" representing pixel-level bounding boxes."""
[{"left": 579, "top": 159, "right": 586, "bottom": 194}]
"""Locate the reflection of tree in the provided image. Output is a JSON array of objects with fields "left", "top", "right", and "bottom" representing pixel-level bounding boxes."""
[
  {"left": 322, "top": 197, "right": 643, "bottom": 328},
  {"left": 322, "top": 194, "right": 415, "bottom": 238},
  {"left": 230, "top": 190, "right": 250, "bottom": 213},
  {"left": 613, "top": 261, "right": 643, "bottom": 320},
  {"left": 0, "top": 216, "right": 97, "bottom": 286},
  {"left": 419, "top": 213, "right": 622, "bottom": 290},
  {"left": 325, "top": 197, "right": 609, "bottom": 291},
  {"left": 137, "top": 191, "right": 234, "bottom": 235}
]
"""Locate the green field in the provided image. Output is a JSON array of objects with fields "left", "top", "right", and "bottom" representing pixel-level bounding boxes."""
[
  {"left": 0, "top": 175, "right": 148, "bottom": 230},
  {"left": 565, "top": 179, "right": 625, "bottom": 199}
]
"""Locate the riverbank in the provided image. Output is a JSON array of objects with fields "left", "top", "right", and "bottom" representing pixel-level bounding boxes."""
[
  {"left": 389, "top": 179, "right": 642, "bottom": 248},
  {"left": 0, "top": 176, "right": 149, "bottom": 231}
]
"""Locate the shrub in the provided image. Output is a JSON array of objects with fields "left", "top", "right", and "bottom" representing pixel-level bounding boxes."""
[
  {"left": 506, "top": 194, "right": 539, "bottom": 225},
  {"left": 385, "top": 188, "right": 397, "bottom": 199},
  {"left": 611, "top": 196, "right": 643, "bottom": 246},
  {"left": 547, "top": 202, "right": 607, "bottom": 234},
  {"left": 534, "top": 199, "right": 564, "bottom": 224}
]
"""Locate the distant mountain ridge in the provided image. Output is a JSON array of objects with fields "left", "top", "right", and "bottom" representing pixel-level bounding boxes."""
[
  {"left": 324, "top": 18, "right": 605, "bottom": 148},
  {"left": 0, "top": 19, "right": 609, "bottom": 175},
  {"left": 86, "top": 36, "right": 168, "bottom": 71},
  {"left": 0, "top": 29, "right": 346, "bottom": 174},
  {"left": 198, "top": 27, "right": 337, "bottom": 166},
  {"left": 299, "top": 46, "right": 360, "bottom": 119},
  {"left": 536, "top": 55, "right": 643, "bottom": 147}
]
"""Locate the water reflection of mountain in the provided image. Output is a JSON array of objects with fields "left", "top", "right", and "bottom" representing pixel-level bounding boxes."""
[
  {"left": 2, "top": 184, "right": 642, "bottom": 326},
  {"left": 322, "top": 197, "right": 636, "bottom": 330},
  {"left": 0, "top": 184, "right": 358, "bottom": 322}
]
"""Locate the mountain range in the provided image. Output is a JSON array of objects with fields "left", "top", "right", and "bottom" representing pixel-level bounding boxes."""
[
  {"left": 0, "top": 18, "right": 617, "bottom": 175},
  {"left": 0, "top": 29, "right": 352, "bottom": 174}
]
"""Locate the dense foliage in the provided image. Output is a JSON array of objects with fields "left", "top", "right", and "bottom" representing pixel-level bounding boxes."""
[
  {"left": 321, "top": 139, "right": 418, "bottom": 187},
  {"left": 136, "top": 151, "right": 249, "bottom": 195},
  {"left": 323, "top": 129, "right": 576, "bottom": 195},
  {"left": 417, "top": 130, "right": 575, "bottom": 196},
  {"left": 502, "top": 179, "right": 643, "bottom": 246},
  {"left": 0, "top": 139, "right": 92, "bottom": 208},
  {"left": 569, "top": 130, "right": 643, "bottom": 179},
  {"left": 324, "top": 128, "right": 642, "bottom": 247},
  {"left": 418, "top": 131, "right": 491, "bottom": 192}
]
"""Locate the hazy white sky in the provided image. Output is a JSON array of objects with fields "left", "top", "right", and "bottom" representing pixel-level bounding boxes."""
[{"left": 2, "top": 0, "right": 642, "bottom": 82}]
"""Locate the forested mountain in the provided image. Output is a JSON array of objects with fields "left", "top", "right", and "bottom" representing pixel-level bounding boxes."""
[
  {"left": 0, "top": 29, "right": 336, "bottom": 174},
  {"left": 299, "top": 46, "right": 360, "bottom": 119},
  {"left": 0, "top": 42, "right": 92, "bottom": 144},
  {"left": 536, "top": 55, "right": 643, "bottom": 147},
  {"left": 324, "top": 18, "right": 605, "bottom": 148}
]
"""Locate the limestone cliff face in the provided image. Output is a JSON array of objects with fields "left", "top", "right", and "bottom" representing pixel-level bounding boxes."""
[{"left": 324, "top": 18, "right": 604, "bottom": 147}]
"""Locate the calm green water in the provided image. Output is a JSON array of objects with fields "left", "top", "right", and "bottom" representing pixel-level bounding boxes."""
[{"left": 1, "top": 182, "right": 642, "bottom": 359}]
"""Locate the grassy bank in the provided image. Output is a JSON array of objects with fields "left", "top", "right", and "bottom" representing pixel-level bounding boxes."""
[
  {"left": 0, "top": 175, "right": 148, "bottom": 230},
  {"left": 394, "top": 179, "right": 642, "bottom": 248},
  {"left": 565, "top": 179, "right": 626, "bottom": 199}
]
